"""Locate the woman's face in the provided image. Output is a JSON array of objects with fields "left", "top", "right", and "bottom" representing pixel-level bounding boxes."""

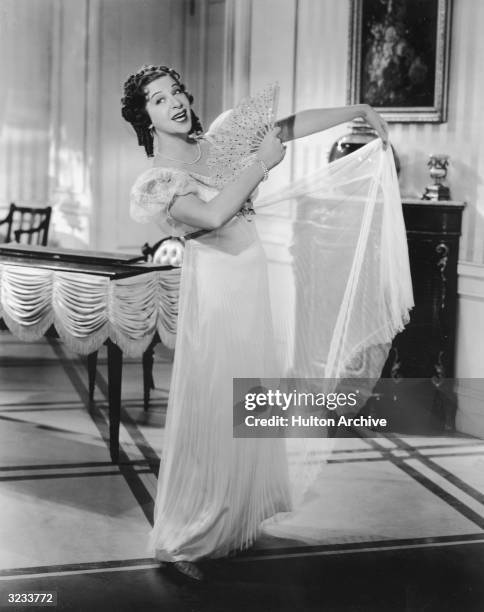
[{"left": 144, "top": 75, "right": 192, "bottom": 136}]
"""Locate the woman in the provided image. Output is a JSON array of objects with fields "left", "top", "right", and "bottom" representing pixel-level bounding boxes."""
[{"left": 121, "top": 65, "right": 410, "bottom": 580}]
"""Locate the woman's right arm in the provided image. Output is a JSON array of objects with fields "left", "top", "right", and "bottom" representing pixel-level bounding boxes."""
[{"left": 169, "top": 128, "right": 285, "bottom": 230}]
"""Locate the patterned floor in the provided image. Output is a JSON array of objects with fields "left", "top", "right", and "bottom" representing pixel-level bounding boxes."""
[{"left": 0, "top": 334, "right": 483, "bottom": 611}]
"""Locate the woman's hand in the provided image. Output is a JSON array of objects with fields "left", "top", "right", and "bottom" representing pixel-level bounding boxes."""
[
  {"left": 257, "top": 127, "right": 286, "bottom": 169},
  {"left": 360, "top": 104, "right": 389, "bottom": 150}
]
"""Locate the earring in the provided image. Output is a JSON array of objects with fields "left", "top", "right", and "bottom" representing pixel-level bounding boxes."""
[{"left": 151, "top": 129, "right": 159, "bottom": 156}]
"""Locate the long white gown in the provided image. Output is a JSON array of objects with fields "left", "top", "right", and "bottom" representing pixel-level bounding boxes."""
[
  {"left": 130, "top": 109, "right": 413, "bottom": 561},
  {"left": 149, "top": 172, "right": 292, "bottom": 561}
]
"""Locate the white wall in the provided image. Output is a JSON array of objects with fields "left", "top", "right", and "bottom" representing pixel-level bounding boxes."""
[
  {"left": 455, "top": 263, "right": 484, "bottom": 436},
  {"left": 1, "top": 0, "right": 187, "bottom": 251},
  {"left": 0, "top": 0, "right": 53, "bottom": 213},
  {"left": 94, "top": 0, "right": 186, "bottom": 252}
]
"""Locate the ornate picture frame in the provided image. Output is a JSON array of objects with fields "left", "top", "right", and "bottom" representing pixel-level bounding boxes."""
[{"left": 348, "top": 0, "right": 452, "bottom": 123}]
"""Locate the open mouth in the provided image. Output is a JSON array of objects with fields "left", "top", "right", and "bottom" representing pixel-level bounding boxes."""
[{"left": 171, "top": 109, "right": 188, "bottom": 122}]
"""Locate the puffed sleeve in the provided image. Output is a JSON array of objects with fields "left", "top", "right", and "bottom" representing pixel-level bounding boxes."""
[{"left": 130, "top": 167, "right": 199, "bottom": 236}]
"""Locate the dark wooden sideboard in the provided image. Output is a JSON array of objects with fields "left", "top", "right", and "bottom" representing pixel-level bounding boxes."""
[{"left": 369, "top": 199, "right": 465, "bottom": 433}]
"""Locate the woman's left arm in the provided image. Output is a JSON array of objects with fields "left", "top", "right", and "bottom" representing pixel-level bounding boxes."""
[{"left": 276, "top": 103, "right": 389, "bottom": 149}]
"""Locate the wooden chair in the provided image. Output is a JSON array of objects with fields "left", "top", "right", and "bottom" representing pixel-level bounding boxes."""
[{"left": 0, "top": 203, "right": 52, "bottom": 246}]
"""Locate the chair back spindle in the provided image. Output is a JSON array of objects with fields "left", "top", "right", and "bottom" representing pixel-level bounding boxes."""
[{"left": 0, "top": 203, "right": 52, "bottom": 246}]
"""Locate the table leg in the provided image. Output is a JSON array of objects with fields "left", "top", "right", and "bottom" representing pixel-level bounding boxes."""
[
  {"left": 87, "top": 351, "right": 98, "bottom": 400},
  {"left": 107, "top": 339, "right": 123, "bottom": 463},
  {"left": 142, "top": 341, "right": 155, "bottom": 412}
]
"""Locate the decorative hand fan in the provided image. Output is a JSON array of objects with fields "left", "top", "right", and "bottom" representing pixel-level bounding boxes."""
[{"left": 206, "top": 83, "right": 280, "bottom": 188}]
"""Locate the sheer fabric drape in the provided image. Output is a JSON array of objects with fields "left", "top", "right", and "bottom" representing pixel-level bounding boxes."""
[{"left": 254, "top": 138, "right": 413, "bottom": 516}]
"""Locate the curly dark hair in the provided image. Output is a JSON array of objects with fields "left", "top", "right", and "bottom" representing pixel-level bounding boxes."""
[{"left": 121, "top": 65, "right": 203, "bottom": 157}]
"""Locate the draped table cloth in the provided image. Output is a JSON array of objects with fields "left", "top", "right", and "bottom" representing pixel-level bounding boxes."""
[
  {"left": 0, "top": 263, "right": 180, "bottom": 355},
  {"left": 0, "top": 245, "right": 181, "bottom": 462}
]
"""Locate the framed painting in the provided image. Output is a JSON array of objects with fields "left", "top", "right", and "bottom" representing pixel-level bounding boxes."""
[{"left": 348, "top": 0, "right": 452, "bottom": 122}]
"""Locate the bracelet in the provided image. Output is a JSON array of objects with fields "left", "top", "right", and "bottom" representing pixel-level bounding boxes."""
[{"left": 256, "top": 158, "right": 269, "bottom": 181}]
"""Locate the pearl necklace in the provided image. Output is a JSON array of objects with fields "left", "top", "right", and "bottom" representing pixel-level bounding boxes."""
[{"left": 155, "top": 140, "right": 202, "bottom": 165}]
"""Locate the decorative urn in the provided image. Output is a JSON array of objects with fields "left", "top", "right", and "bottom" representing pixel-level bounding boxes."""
[
  {"left": 422, "top": 154, "right": 451, "bottom": 201},
  {"left": 328, "top": 118, "right": 400, "bottom": 176}
]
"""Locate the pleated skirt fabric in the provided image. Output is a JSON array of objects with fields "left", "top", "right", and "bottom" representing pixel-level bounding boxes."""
[{"left": 147, "top": 217, "right": 292, "bottom": 562}]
